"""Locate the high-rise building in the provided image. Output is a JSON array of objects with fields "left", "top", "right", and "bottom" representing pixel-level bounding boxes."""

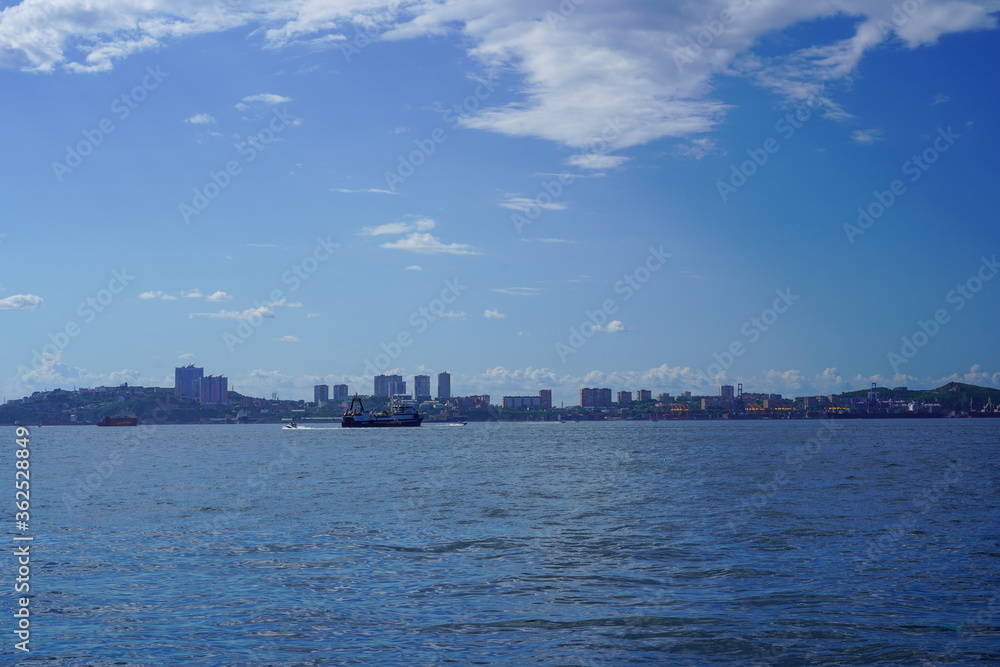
[
  {"left": 374, "top": 374, "right": 406, "bottom": 397},
  {"left": 502, "top": 396, "right": 541, "bottom": 409},
  {"left": 414, "top": 375, "right": 431, "bottom": 401},
  {"left": 314, "top": 384, "right": 329, "bottom": 406},
  {"left": 175, "top": 365, "right": 204, "bottom": 399},
  {"left": 333, "top": 384, "right": 349, "bottom": 401},
  {"left": 636, "top": 389, "right": 652, "bottom": 402},
  {"left": 580, "top": 387, "right": 612, "bottom": 408},
  {"left": 437, "top": 371, "right": 451, "bottom": 400},
  {"left": 539, "top": 389, "right": 552, "bottom": 410},
  {"left": 617, "top": 391, "right": 632, "bottom": 404},
  {"left": 200, "top": 375, "right": 228, "bottom": 404},
  {"left": 721, "top": 385, "right": 735, "bottom": 399}
]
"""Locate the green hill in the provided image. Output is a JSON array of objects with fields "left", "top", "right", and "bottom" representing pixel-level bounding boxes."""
[{"left": 840, "top": 383, "right": 1000, "bottom": 412}]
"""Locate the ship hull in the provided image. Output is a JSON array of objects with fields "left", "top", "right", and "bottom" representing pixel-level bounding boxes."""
[
  {"left": 97, "top": 417, "right": 139, "bottom": 426},
  {"left": 341, "top": 417, "right": 422, "bottom": 428}
]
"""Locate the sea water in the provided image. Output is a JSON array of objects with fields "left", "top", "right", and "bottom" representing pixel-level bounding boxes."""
[{"left": 3, "top": 420, "right": 998, "bottom": 665}]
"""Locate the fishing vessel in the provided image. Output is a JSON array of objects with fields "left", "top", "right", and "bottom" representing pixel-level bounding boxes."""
[
  {"left": 342, "top": 396, "right": 423, "bottom": 428},
  {"left": 96, "top": 416, "right": 139, "bottom": 427}
]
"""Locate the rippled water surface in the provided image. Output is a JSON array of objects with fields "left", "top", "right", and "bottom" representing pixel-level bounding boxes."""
[{"left": 5, "top": 420, "right": 1000, "bottom": 665}]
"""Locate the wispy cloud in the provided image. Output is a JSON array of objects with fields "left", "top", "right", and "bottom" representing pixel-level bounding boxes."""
[
  {"left": 851, "top": 128, "right": 883, "bottom": 145},
  {"left": 933, "top": 93, "right": 951, "bottom": 105},
  {"left": 591, "top": 320, "right": 626, "bottom": 333},
  {"left": 0, "top": 294, "right": 42, "bottom": 310},
  {"left": 566, "top": 154, "right": 630, "bottom": 170},
  {"left": 676, "top": 137, "right": 722, "bottom": 159},
  {"left": 522, "top": 237, "right": 579, "bottom": 244},
  {"left": 181, "top": 289, "right": 204, "bottom": 299},
  {"left": 273, "top": 335, "right": 300, "bottom": 343},
  {"left": 240, "top": 93, "right": 292, "bottom": 106},
  {"left": 2, "top": 0, "right": 994, "bottom": 164},
  {"left": 205, "top": 291, "right": 233, "bottom": 302},
  {"left": 380, "top": 233, "right": 480, "bottom": 255},
  {"left": 484, "top": 309, "right": 506, "bottom": 319},
  {"left": 498, "top": 196, "right": 567, "bottom": 213},
  {"left": 246, "top": 243, "right": 276, "bottom": 248},
  {"left": 184, "top": 113, "right": 215, "bottom": 125},
  {"left": 491, "top": 287, "right": 541, "bottom": 296},
  {"left": 361, "top": 217, "right": 436, "bottom": 236},
  {"left": 333, "top": 187, "right": 398, "bottom": 195},
  {"left": 189, "top": 306, "right": 275, "bottom": 321},
  {"left": 406, "top": 265, "right": 423, "bottom": 271}
]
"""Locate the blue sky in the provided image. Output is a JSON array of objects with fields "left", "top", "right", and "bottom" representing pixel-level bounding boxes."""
[{"left": 1, "top": 0, "right": 998, "bottom": 406}]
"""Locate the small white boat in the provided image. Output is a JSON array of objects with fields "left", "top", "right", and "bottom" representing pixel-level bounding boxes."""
[{"left": 284, "top": 422, "right": 298, "bottom": 429}]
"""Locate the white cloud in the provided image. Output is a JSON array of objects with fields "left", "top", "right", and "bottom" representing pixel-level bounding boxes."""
[
  {"left": 0, "top": 293, "right": 42, "bottom": 310},
  {"left": 526, "top": 237, "right": 579, "bottom": 244},
  {"left": 273, "top": 335, "right": 300, "bottom": 343},
  {"left": 497, "top": 196, "right": 567, "bottom": 212},
  {"left": 360, "top": 217, "right": 436, "bottom": 236},
  {"left": 306, "top": 312, "right": 321, "bottom": 318},
  {"left": 205, "top": 291, "right": 233, "bottom": 302},
  {"left": 440, "top": 311, "right": 467, "bottom": 319},
  {"left": 184, "top": 113, "right": 215, "bottom": 124},
  {"left": 484, "top": 309, "right": 505, "bottom": 319},
  {"left": 491, "top": 287, "right": 540, "bottom": 296},
  {"left": 189, "top": 305, "right": 276, "bottom": 320},
  {"left": 676, "top": 137, "right": 721, "bottom": 159},
  {"left": 566, "top": 153, "right": 630, "bottom": 170},
  {"left": 181, "top": 289, "right": 204, "bottom": 299},
  {"left": 333, "top": 187, "right": 397, "bottom": 195},
  {"left": 591, "top": 320, "right": 626, "bottom": 333},
  {"left": 933, "top": 92, "right": 951, "bottom": 104},
  {"left": 139, "top": 290, "right": 179, "bottom": 300},
  {"left": 851, "top": 128, "right": 883, "bottom": 144},
  {"left": 1, "top": 0, "right": 995, "bottom": 161},
  {"left": 406, "top": 265, "right": 423, "bottom": 271},
  {"left": 380, "top": 233, "right": 480, "bottom": 255},
  {"left": 240, "top": 93, "right": 292, "bottom": 105},
  {"left": 178, "top": 352, "right": 195, "bottom": 360}
]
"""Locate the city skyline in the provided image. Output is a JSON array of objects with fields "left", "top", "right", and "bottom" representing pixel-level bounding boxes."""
[{"left": 1, "top": 2, "right": 998, "bottom": 409}]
